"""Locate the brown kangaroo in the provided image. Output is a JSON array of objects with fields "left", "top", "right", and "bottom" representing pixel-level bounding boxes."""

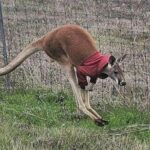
[{"left": 0, "top": 24, "right": 126, "bottom": 126}]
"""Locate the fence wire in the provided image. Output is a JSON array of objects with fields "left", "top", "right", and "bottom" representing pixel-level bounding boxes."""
[{"left": 0, "top": 0, "right": 149, "bottom": 109}]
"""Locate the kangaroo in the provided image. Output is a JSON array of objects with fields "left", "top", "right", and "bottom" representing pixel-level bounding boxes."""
[{"left": 0, "top": 24, "right": 126, "bottom": 126}]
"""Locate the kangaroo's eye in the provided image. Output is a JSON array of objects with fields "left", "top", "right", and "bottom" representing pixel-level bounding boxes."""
[{"left": 114, "top": 71, "right": 118, "bottom": 74}]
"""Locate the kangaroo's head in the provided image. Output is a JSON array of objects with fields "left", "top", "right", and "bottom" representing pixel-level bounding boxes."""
[{"left": 101, "top": 54, "right": 127, "bottom": 86}]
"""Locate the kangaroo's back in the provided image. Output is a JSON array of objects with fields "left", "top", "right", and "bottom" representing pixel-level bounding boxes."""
[{"left": 43, "top": 24, "right": 97, "bottom": 66}]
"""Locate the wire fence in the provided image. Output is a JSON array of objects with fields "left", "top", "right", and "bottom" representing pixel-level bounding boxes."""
[{"left": 0, "top": 0, "right": 149, "bottom": 109}]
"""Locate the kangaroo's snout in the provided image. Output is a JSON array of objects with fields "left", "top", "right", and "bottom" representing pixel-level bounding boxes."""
[{"left": 119, "top": 81, "right": 126, "bottom": 86}]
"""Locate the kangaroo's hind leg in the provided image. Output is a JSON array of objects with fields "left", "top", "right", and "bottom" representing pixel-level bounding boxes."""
[
  {"left": 63, "top": 64, "right": 99, "bottom": 121},
  {"left": 81, "top": 89, "right": 109, "bottom": 126}
]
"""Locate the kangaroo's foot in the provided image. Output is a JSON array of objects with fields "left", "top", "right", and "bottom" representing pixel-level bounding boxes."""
[{"left": 94, "top": 119, "right": 109, "bottom": 126}]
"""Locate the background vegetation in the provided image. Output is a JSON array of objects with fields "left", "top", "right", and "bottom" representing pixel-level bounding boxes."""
[{"left": 0, "top": 0, "right": 150, "bottom": 149}]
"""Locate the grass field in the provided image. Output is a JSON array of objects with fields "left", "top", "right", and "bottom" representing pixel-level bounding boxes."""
[{"left": 0, "top": 89, "right": 149, "bottom": 150}]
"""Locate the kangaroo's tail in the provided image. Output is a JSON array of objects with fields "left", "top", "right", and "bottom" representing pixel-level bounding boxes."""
[{"left": 0, "top": 36, "right": 45, "bottom": 75}]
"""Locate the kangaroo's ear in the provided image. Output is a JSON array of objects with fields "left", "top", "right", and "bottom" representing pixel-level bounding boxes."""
[
  {"left": 109, "top": 55, "right": 116, "bottom": 65},
  {"left": 116, "top": 54, "right": 127, "bottom": 63}
]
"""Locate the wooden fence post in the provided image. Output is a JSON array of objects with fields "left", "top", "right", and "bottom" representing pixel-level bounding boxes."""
[{"left": 0, "top": 1, "right": 11, "bottom": 90}]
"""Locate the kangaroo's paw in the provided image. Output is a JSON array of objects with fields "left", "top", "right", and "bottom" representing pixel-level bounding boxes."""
[{"left": 95, "top": 119, "right": 109, "bottom": 126}]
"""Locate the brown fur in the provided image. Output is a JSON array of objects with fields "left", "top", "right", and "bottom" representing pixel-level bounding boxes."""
[
  {"left": 0, "top": 25, "right": 112, "bottom": 126},
  {"left": 43, "top": 24, "right": 97, "bottom": 65}
]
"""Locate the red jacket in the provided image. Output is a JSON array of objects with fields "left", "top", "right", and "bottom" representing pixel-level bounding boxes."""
[{"left": 76, "top": 51, "right": 110, "bottom": 89}]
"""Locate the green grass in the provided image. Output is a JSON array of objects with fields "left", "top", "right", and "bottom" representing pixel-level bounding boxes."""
[{"left": 0, "top": 89, "right": 150, "bottom": 150}]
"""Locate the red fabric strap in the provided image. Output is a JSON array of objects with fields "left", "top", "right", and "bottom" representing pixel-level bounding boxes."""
[{"left": 76, "top": 51, "right": 110, "bottom": 89}]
